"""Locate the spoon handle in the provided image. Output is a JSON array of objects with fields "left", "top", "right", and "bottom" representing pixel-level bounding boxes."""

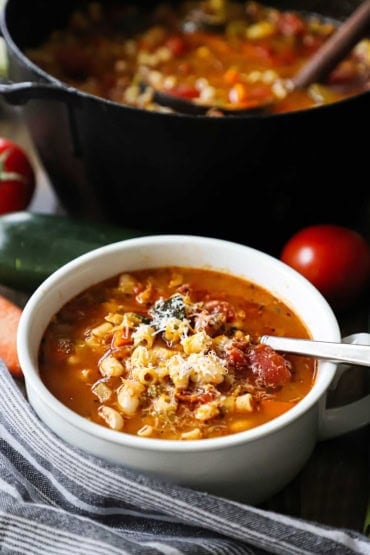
[
  {"left": 260, "top": 335, "right": 370, "bottom": 367},
  {"left": 293, "top": 0, "right": 370, "bottom": 89}
]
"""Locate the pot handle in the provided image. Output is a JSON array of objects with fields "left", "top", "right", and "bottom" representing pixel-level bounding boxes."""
[
  {"left": 318, "top": 332, "right": 370, "bottom": 440},
  {"left": 0, "top": 79, "right": 80, "bottom": 106}
]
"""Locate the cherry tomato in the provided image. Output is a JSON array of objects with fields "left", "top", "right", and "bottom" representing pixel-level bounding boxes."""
[
  {"left": 280, "top": 224, "right": 370, "bottom": 311},
  {"left": 0, "top": 137, "right": 36, "bottom": 214}
]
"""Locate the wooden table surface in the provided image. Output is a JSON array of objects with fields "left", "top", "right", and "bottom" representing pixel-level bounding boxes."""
[
  {"left": 263, "top": 296, "right": 370, "bottom": 534},
  {"left": 1, "top": 101, "right": 369, "bottom": 538}
]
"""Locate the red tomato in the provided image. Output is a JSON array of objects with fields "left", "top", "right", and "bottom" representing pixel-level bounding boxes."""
[
  {"left": 276, "top": 12, "right": 306, "bottom": 37},
  {"left": 246, "top": 344, "right": 292, "bottom": 389},
  {"left": 165, "top": 83, "right": 199, "bottom": 99},
  {"left": 280, "top": 224, "right": 370, "bottom": 311},
  {"left": 165, "top": 36, "right": 188, "bottom": 57},
  {"left": 0, "top": 138, "right": 36, "bottom": 214}
]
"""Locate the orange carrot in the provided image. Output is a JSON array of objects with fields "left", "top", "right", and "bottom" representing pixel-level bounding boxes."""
[{"left": 0, "top": 294, "right": 23, "bottom": 378}]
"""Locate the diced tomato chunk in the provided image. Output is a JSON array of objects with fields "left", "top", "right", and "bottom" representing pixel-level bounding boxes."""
[
  {"left": 302, "top": 33, "right": 327, "bottom": 53},
  {"left": 276, "top": 12, "right": 306, "bottom": 37},
  {"left": 246, "top": 43, "right": 275, "bottom": 63},
  {"left": 328, "top": 61, "right": 358, "bottom": 84},
  {"left": 176, "top": 387, "right": 216, "bottom": 404},
  {"left": 227, "top": 346, "right": 249, "bottom": 368},
  {"left": 165, "top": 35, "right": 188, "bottom": 57},
  {"left": 246, "top": 344, "right": 292, "bottom": 389},
  {"left": 166, "top": 84, "right": 200, "bottom": 99},
  {"left": 203, "top": 300, "right": 235, "bottom": 321},
  {"left": 111, "top": 330, "right": 133, "bottom": 348},
  {"left": 248, "top": 83, "right": 273, "bottom": 100}
]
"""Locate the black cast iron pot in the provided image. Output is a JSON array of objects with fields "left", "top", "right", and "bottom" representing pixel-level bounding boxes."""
[{"left": 0, "top": 0, "right": 369, "bottom": 255}]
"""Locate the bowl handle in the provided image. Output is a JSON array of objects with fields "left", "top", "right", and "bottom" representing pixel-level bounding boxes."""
[{"left": 318, "top": 332, "right": 370, "bottom": 440}]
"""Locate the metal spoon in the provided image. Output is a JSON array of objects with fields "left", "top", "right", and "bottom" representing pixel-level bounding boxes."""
[
  {"left": 148, "top": 0, "right": 370, "bottom": 115},
  {"left": 260, "top": 335, "right": 370, "bottom": 367}
]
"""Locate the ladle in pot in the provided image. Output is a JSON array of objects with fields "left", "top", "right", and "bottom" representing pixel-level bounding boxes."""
[
  {"left": 261, "top": 335, "right": 370, "bottom": 367},
  {"left": 147, "top": 0, "right": 370, "bottom": 115}
]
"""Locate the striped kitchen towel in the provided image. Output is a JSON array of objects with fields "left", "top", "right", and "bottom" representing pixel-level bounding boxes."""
[{"left": 0, "top": 361, "right": 369, "bottom": 555}]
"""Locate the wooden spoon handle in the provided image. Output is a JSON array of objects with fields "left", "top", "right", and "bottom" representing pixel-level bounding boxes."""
[{"left": 293, "top": 0, "right": 370, "bottom": 89}]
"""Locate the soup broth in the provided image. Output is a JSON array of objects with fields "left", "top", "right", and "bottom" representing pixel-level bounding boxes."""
[{"left": 39, "top": 266, "right": 316, "bottom": 440}]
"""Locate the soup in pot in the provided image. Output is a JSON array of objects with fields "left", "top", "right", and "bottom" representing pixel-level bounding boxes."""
[
  {"left": 25, "top": 0, "right": 370, "bottom": 115},
  {"left": 39, "top": 266, "right": 316, "bottom": 440}
]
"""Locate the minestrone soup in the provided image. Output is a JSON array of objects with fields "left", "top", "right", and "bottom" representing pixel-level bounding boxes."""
[
  {"left": 39, "top": 266, "right": 317, "bottom": 440},
  {"left": 25, "top": 0, "right": 370, "bottom": 115}
]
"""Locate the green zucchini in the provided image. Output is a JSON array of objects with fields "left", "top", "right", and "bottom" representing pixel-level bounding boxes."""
[{"left": 0, "top": 211, "right": 144, "bottom": 293}]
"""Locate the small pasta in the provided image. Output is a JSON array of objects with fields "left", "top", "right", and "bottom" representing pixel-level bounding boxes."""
[
  {"left": 152, "top": 393, "right": 177, "bottom": 415},
  {"left": 105, "top": 312, "right": 123, "bottom": 325},
  {"left": 137, "top": 425, "right": 154, "bottom": 437},
  {"left": 118, "top": 273, "right": 138, "bottom": 294},
  {"left": 117, "top": 380, "right": 145, "bottom": 416},
  {"left": 122, "top": 312, "right": 143, "bottom": 330},
  {"left": 181, "top": 428, "right": 202, "bottom": 440},
  {"left": 164, "top": 317, "right": 190, "bottom": 344},
  {"left": 99, "top": 355, "right": 125, "bottom": 378},
  {"left": 98, "top": 406, "right": 124, "bottom": 431},
  {"left": 91, "top": 322, "right": 114, "bottom": 338},
  {"left": 166, "top": 354, "right": 191, "bottom": 389},
  {"left": 132, "top": 324, "right": 155, "bottom": 348},
  {"left": 132, "top": 366, "right": 158, "bottom": 385},
  {"left": 129, "top": 346, "right": 151, "bottom": 369},
  {"left": 188, "top": 352, "right": 227, "bottom": 385},
  {"left": 195, "top": 402, "right": 220, "bottom": 421},
  {"left": 181, "top": 331, "right": 212, "bottom": 355}
]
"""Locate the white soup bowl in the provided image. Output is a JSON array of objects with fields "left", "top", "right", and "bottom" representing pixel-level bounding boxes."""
[{"left": 16, "top": 235, "right": 370, "bottom": 504}]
